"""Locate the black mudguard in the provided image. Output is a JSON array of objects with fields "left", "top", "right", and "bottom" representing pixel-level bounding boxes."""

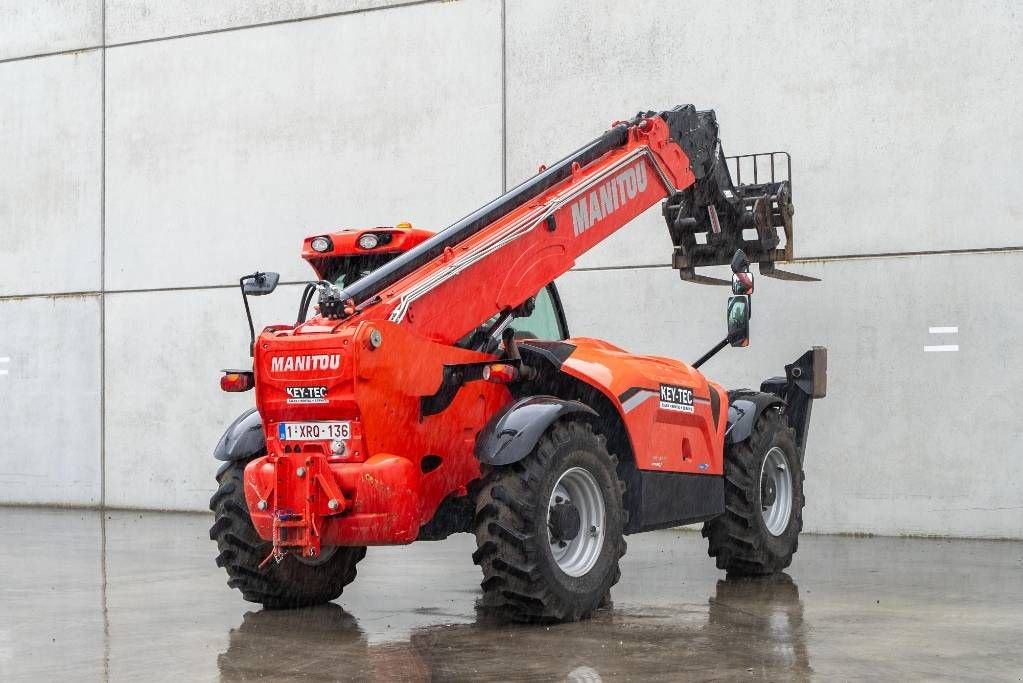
[
  {"left": 475, "top": 396, "right": 597, "bottom": 466},
  {"left": 725, "top": 392, "right": 785, "bottom": 445},
  {"left": 730, "top": 347, "right": 828, "bottom": 463},
  {"left": 214, "top": 408, "right": 265, "bottom": 475}
]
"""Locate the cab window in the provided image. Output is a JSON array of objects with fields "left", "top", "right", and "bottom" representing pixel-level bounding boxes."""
[
  {"left": 513, "top": 286, "right": 567, "bottom": 341},
  {"left": 323, "top": 253, "right": 400, "bottom": 288}
]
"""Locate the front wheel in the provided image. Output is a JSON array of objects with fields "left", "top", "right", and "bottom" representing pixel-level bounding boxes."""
[
  {"left": 471, "top": 419, "right": 626, "bottom": 622},
  {"left": 703, "top": 405, "right": 804, "bottom": 575},
  {"left": 209, "top": 461, "right": 366, "bottom": 609}
]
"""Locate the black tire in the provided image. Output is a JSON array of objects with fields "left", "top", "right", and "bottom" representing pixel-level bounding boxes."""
[
  {"left": 703, "top": 405, "right": 804, "bottom": 575},
  {"left": 209, "top": 461, "right": 366, "bottom": 609},
  {"left": 471, "top": 419, "right": 626, "bottom": 623}
]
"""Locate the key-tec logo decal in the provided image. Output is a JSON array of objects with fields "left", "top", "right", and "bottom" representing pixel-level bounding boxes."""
[
  {"left": 285, "top": 386, "right": 328, "bottom": 404},
  {"left": 271, "top": 354, "right": 341, "bottom": 373},
  {"left": 571, "top": 160, "right": 649, "bottom": 237},
  {"left": 659, "top": 383, "right": 695, "bottom": 413}
]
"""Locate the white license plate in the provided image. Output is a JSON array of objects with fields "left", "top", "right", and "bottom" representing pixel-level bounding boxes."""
[{"left": 277, "top": 421, "right": 350, "bottom": 441}]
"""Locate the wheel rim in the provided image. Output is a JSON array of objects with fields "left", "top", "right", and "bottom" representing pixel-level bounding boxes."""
[
  {"left": 547, "top": 467, "right": 606, "bottom": 577},
  {"left": 759, "top": 447, "right": 792, "bottom": 536}
]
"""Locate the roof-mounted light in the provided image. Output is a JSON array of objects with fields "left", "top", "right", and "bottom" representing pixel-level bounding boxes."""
[
  {"left": 357, "top": 233, "right": 380, "bottom": 249},
  {"left": 310, "top": 236, "right": 333, "bottom": 253}
]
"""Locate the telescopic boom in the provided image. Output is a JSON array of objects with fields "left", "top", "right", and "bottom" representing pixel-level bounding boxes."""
[{"left": 319, "top": 105, "right": 797, "bottom": 344}]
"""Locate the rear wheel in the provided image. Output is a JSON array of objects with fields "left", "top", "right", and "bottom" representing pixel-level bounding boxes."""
[
  {"left": 472, "top": 419, "right": 626, "bottom": 622},
  {"left": 703, "top": 406, "right": 804, "bottom": 575},
  {"left": 209, "top": 461, "right": 366, "bottom": 609}
]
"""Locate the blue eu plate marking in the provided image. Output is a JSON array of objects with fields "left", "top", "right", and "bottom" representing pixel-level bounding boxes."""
[{"left": 278, "top": 423, "right": 286, "bottom": 440}]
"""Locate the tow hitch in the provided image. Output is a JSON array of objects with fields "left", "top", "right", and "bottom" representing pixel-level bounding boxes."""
[{"left": 256, "top": 451, "right": 349, "bottom": 565}]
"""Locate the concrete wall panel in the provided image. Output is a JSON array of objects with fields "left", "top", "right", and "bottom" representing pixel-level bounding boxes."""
[
  {"left": 103, "top": 285, "right": 309, "bottom": 510},
  {"left": 506, "top": 0, "right": 1023, "bottom": 268},
  {"left": 0, "top": 295, "right": 101, "bottom": 505},
  {"left": 105, "top": 0, "right": 421, "bottom": 44},
  {"left": 104, "top": 0, "right": 502, "bottom": 291},
  {"left": 556, "top": 251, "right": 1023, "bottom": 538},
  {"left": 0, "top": 52, "right": 102, "bottom": 296},
  {"left": 0, "top": 0, "right": 101, "bottom": 60}
]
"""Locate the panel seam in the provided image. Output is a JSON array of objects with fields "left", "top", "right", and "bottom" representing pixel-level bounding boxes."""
[
  {"left": 0, "top": 1, "right": 446, "bottom": 65},
  {"left": 0, "top": 45, "right": 103, "bottom": 65},
  {"left": 105, "top": 0, "right": 440, "bottom": 50},
  {"left": 1, "top": 244, "right": 1021, "bottom": 303},
  {"left": 501, "top": 0, "right": 507, "bottom": 193},
  {"left": 567, "top": 245, "right": 1023, "bottom": 273},
  {"left": 99, "top": 0, "right": 107, "bottom": 509}
]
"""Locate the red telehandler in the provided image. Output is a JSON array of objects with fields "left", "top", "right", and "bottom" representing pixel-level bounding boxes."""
[{"left": 211, "top": 105, "right": 827, "bottom": 622}]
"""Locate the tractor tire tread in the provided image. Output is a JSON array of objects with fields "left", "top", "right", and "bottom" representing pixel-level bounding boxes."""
[
  {"left": 703, "top": 407, "right": 804, "bottom": 575},
  {"left": 209, "top": 461, "right": 366, "bottom": 609},
  {"left": 472, "top": 419, "right": 626, "bottom": 623}
]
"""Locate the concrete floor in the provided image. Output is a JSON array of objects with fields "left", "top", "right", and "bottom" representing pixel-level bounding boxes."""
[{"left": 0, "top": 509, "right": 1021, "bottom": 682}]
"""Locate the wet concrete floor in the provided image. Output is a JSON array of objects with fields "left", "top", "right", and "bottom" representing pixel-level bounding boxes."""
[{"left": 1, "top": 507, "right": 1021, "bottom": 681}]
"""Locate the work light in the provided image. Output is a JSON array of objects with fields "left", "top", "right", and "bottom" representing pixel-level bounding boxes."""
[{"left": 358, "top": 233, "right": 380, "bottom": 249}]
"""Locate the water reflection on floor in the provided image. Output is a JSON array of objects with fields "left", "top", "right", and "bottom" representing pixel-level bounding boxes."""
[
  {"left": 219, "top": 573, "right": 808, "bottom": 681},
  {"left": 1, "top": 508, "right": 1021, "bottom": 681}
]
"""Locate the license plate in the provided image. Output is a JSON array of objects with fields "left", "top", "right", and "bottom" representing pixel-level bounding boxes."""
[{"left": 277, "top": 421, "right": 350, "bottom": 441}]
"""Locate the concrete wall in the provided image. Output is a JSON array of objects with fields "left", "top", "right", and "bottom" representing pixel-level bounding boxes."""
[{"left": 1, "top": 0, "right": 1020, "bottom": 538}]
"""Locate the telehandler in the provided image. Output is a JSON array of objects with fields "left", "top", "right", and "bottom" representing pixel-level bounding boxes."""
[{"left": 211, "top": 105, "right": 827, "bottom": 622}]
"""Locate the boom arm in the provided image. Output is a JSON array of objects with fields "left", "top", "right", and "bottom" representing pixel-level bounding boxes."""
[{"left": 325, "top": 105, "right": 790, "bottom": 344}]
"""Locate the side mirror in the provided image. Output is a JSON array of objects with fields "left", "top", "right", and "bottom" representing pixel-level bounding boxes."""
[
  {"left": 239, "top": 271, "right": 280, "bottom": 357},
  {"left": 731, "top": 271, "right": 754, "bottom": 295},
  {"left": 730, "top": 248, "right": 750, "bottom": 275},
  {"left": 727, "top": 295, "right": 751, "bottom": 347},
  {"left": 727, "top": 248, "right": 751, "bottom": 346},
  {"left": 242, "top": 271, "right": 280, "bottom": 296}
]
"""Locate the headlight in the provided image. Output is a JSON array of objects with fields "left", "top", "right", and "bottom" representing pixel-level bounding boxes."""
[
  {"left": 310, "top": 236, "right": 332, "bottom": 253},
  {"left": 358, "top": 233, "right": 380, "bottom": 249}
]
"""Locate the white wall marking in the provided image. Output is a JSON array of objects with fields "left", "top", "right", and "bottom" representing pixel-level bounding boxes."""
[
  {"left": 925, "top": 326, "right": 959, "bottom": 352},
  {"left": 0, "top": 357, "right": 8, "bottom": 376}
]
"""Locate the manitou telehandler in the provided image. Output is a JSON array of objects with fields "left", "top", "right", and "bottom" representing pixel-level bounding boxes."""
[{"left": 211, "top": 105, "right": 827, "bottom": 623}]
